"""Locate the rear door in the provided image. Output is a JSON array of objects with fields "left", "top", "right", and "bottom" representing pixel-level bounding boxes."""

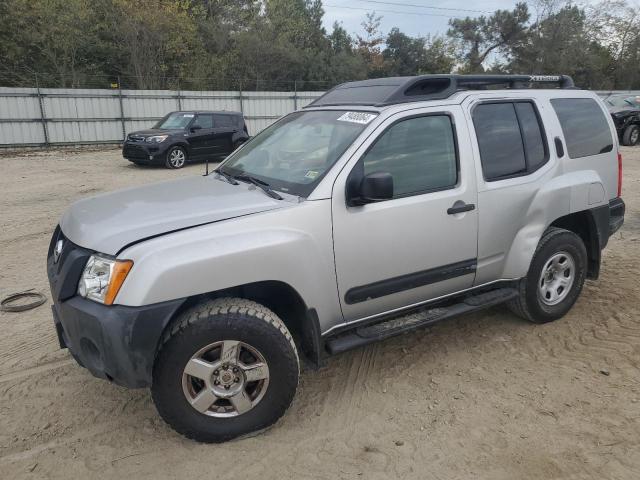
[
  {"left": 213, "top": 114, "right": 237, "bottom": 155},
  {"left": 188, "top": 114, "right": 215, "bottom": 157},
  {"left": 331, "top": 106, "right": 479, "bottom": 322},
  {"left": 467, "top": 98, "right": 555, "bottom": 285}
]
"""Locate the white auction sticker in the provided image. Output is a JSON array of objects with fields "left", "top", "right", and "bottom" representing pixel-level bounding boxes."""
[{"left": 337, "top": 112, "right": 377, "bottom": 125}]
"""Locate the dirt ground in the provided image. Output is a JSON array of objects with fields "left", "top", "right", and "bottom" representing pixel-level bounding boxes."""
[{"left": 0, "top": 146, "right": 638, "bottom": 480}]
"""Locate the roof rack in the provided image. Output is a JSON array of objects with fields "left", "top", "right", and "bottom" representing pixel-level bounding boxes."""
[{"left": 306, "top": 74, "right": 576, "bottom": 108}]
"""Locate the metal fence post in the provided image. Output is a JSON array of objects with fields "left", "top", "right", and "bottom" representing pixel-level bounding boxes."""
[
  {"left": 238, "top": 86, "right": 244, "bottom": 114},
  {"left": 117, "top": 76, "right": 126, "bottom": 141},
  {"left": 293, "top": 80, "right": 298, "bottom": 110},
  {"left": 176, "top": 83, "right": 182, "bottom": 110},
  {"left": 35, "top": 74, "right": 49, "bottom": 147}
]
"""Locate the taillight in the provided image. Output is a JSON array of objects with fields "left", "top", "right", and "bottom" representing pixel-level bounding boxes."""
[{"left": 617, "top": 151, "right": 623, "bottom": 197}]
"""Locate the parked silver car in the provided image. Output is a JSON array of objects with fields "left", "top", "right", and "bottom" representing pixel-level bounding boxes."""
[{"left": 47, "top": 75, "right": 625, "bottom": 442}]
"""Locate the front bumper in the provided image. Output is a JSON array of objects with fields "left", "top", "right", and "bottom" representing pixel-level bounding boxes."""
[
  {"left": 51, "top": 295, "right": 184, "bottom": 388},
  {"left": 122, "top": 141, "right": 168, "bottom": 164},
  {"left": 47, "top": 227, "right": 185, "bottom": 388}
]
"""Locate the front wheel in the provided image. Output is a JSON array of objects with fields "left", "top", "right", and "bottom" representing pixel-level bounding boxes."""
[
  {"left": 152, "top": 298, "right": 299, "bottom": 443},
  {"left": 165, "top": 146, "right": 187, "bottom": 169},
  {"left": 508, "top": 228, "right": 587, "bottom": 324},
  {"left": 622, "top": 125, "right": 639, "bottom": 146}
]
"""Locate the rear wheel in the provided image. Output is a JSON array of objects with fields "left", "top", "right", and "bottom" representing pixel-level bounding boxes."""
[
  {"left": 622, "top": 125, "right": 639, "bottom": 146},
  {"left": 152, "top": 298, "right": 299, "bottom": 443},
  {"left": 165, "top": 146, "right": 187, "bottom": 169},
  {"left": 508, "top": 228, "right": 587, "bottom": 323}
]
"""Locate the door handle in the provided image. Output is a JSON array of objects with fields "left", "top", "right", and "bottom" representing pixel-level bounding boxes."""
[{"left": 447, "top": 200, "right": 475, "bottom": 215}]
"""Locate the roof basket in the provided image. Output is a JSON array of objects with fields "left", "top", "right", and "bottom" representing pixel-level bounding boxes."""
[{"left": 307, "top": 74, "right": 575, "bottom": 108}]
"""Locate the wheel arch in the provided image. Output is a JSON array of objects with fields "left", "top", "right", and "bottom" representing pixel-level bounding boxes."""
[
  {"left": 156, "top": 280, "right": 324, "bottom": 370},
  {"left": 549, "top": 208, "right": 607, "bottom": 279}
]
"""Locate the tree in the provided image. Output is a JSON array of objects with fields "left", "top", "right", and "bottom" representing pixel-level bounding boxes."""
[
  {"left": 383, "top": 29, "right": 455, "bottom": 75},
  {"left": 356, "top": 12, "right": 385, "bottom": 77},
  {"left": 448, "top": 2, "right": 530, "bottom": 72},
  {"left": 509, "top": 3, "right": 616, "bottom": 88}
]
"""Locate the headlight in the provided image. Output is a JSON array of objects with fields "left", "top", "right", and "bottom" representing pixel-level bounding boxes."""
[
  {"left": 77, "top": 255, "right": 133, "bottom": 305},
  {"left": 145, "top": 135, "right": 168, "bottom": 143}
]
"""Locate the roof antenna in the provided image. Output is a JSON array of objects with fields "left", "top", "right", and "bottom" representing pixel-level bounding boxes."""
[{"left": 204, "top": 155, "right": 209, "bottom": 176}]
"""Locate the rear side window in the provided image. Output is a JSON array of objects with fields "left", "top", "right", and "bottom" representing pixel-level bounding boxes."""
[
  {"left": 361, "top": 115, "right": 457, "bottom": 197},
  {"left": 473, "top": 101, "right": 548, "bottom": 181},
  {"left": 550, "top": 98, "right": 613, "bottom": 158},
  {"left": 214, "top": 114, "right": 235, "bottom": 128}
]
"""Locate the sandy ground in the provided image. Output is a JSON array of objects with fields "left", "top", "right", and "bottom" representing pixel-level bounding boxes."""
[{"left": 0, "top": 146, "right": 638, "bottom": 480}]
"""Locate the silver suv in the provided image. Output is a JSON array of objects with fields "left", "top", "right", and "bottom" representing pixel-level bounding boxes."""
[{"left": 47, "top": 75, "right": 625, "bottom": 442}]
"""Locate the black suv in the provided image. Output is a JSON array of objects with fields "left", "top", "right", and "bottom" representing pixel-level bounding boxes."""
[
  {"left": 605, "top": 94, "right": 640, "bottom": 146},
  {"left": 122, "top": 111, "right": 249, "bottom": 168}
]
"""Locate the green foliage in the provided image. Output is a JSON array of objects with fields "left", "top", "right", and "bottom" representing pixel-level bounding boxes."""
[{"left": 0, "top": 0, "right": 638, "bottom": 90}]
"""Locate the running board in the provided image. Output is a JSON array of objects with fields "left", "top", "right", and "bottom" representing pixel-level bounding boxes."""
[{"left": 325, "top": 288, "right": 518, "bottom": 355}]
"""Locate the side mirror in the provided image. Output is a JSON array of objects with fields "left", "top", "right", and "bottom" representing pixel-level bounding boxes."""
[
  {"left": 353, "top": 172, "right": 393, "bottom": 205},
  {"left": 190, "top": 125, "right": 202, "bottom": 132}
]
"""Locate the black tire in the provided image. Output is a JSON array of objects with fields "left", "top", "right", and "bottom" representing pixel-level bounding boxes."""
[
  {"left": 152, "top": 298, "right": 299, "bottom": 443},
  {"left": 165, "top": 146, "right": 187, "bottom": 169},
  {"left": 622, "top": 125, "right": 640, "bottom": 146},
  {"left": 508, "top": 227, "right": 587, "bottom": 324}
]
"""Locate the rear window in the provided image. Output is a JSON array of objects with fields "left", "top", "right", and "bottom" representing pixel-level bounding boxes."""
[{"left": 551, "top": 98, "right": 613, "bottom": 158}]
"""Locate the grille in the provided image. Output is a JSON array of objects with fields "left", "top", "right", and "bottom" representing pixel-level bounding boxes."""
[{"left": 123, "top": 145, "right": 148, "bottom": 159}]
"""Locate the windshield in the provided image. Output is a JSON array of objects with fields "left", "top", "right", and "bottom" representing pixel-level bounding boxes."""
[
  {"left": 219, "top": 110, "right": 376, "bottom": 197},
  {"left": 606, "top": 95, "right": 640, "bottom": 108},
  {"left": 154, "top": 112, "right": 195, "bottom": 129}
]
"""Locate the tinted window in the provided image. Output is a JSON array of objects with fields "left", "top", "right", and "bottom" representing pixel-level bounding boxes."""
[
  {"left": 473, "top": 103, "right": 526, "bottom": 180},
  {"left": 361, "top": 115, "right": 457, "bottom": 197},
  {"left": 214, "top": 114, "right": 235, "bottom": 128},
  {"left": 193, "top": 114, "right": 214, "bottom": 129},
  {"left": 551, "top": 98, "right": 613, "bottom": 158},
  {"left": 515, "top": 102, "right": 547, "bottom": 170}
]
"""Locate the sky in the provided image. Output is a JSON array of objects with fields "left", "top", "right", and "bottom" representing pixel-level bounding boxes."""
[{"left": 320, "top": 0, "right": 587, "bottom": 39}]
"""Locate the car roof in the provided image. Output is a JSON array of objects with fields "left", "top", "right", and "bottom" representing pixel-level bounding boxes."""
[
  {"left": 307, "top": 74, "right": 576, "bottom": 108},
  {"left": 171, "top": 110, "right": 243, "bottom": 116}
]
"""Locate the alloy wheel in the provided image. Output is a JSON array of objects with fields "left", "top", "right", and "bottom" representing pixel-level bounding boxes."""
[
  {"left": 182, "top": 340, "right": 270, "bottom": 417},
  {"left": 169, "top": 149, "right": 186, "bottom": 168}
]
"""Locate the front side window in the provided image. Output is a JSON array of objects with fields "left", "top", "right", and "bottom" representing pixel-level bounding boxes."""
[
  {"left": 551, "top": 98, "right": 614, "bottom": 158},
  {"left": 220, "top": 110, "right": 375, "bottom": 197},
  {"left": 193, "top": 114, "right": 214, "bottom": 129},
  {"left": 473, "top": 101, "right": 548, "bottom": 181},
  {"left": 359, "top": 115, "right": 457, "bottom": 197}
]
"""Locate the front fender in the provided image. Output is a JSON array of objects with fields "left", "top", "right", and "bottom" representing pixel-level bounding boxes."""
[{"left": 114, "top": 200, "right": 343, "bottom": 331}]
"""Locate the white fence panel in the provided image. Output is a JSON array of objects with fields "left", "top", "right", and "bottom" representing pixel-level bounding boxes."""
[{"left": 0, "top": 87, "right": 325, "bottom": 147}]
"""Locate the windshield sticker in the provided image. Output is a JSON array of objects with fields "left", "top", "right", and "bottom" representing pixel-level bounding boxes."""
[
  {"left": 304, "top": 170, "right": 320, "bottom": 180},
  {"left": 182, "top": 114, "right": 194, "bottom": 118},
  {"left": 337, "top": 112, "right": 377, "bottom": 125}
]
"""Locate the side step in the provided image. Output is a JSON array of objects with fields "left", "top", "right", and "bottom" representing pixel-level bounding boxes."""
[{"left": 325, "top": 288, "right": 518, "bottom": 355}]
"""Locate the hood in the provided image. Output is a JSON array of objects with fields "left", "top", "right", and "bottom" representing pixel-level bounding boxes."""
[
  {"left": 60, "top": 176, "right": 287, "bottom": 255},
  {"left": 608, "top": 106, "right": 639, "bottom": 116},
  {"left": 128, "top": 128, "right": 177, "bottom": 138}
]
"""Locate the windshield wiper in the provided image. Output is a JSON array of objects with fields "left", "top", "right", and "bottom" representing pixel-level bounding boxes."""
[
  {"left": 213, "top": 168, "right": 239, "bottom": 185},
  {"left": 233, "top": 174, "right": 283, "bottom": 200}
]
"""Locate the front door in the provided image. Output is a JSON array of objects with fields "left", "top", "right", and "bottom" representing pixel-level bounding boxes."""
[
  {"left": 332, "top": 106, "right": 479, "bottom": 321},
  {"left": 189, "top": 114, "right": 216, "bottom": 157}
]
